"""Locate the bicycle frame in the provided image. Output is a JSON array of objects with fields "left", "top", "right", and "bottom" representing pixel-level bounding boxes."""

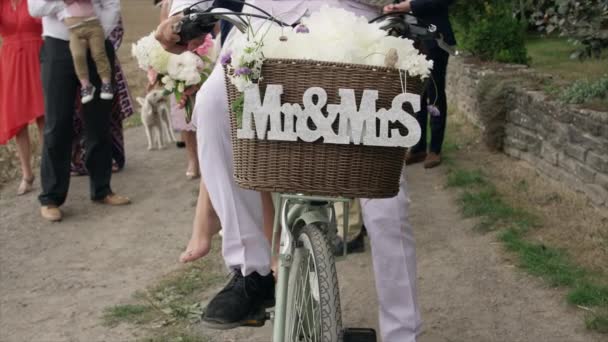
[{"left": 271, "top": 194, "right": 351, "bottom": 342}]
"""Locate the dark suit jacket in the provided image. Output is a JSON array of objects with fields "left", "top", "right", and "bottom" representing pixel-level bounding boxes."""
[
  {"left": 408, "top": 0, "right": 456, "bottom": 50},
  {"left": 213, "top": 0, "right": 245, "bottom": 45}
]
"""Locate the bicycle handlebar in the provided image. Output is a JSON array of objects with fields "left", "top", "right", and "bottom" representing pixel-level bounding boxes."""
[{"left": 173, "top": 0, "right": 455, "bottom": 56}]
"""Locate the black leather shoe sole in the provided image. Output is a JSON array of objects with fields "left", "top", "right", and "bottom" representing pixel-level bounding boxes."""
[{"left": 201, "top": 302, "right": 271, "bottom": 330}]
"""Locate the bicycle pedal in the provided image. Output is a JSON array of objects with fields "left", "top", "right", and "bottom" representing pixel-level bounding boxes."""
[
  {"left": 239, "top": 305, "right": 268, "bottom": 328},
  {"left": 343, "top": 328, "right": 377, "bottom": 342}
]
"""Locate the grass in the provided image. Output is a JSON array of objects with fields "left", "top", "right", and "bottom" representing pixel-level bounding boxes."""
[
  {"left": 525, "top": 35, "right": 608, "bottom": 111},
  {"left": 102, "top": 239, "right": 225, "bottom": 340},
  {"left": 526, "top": 35, "right": 608, "bottom": 82},
  {"left": 124, "top": 113, "right": 143, "bottom": 129},
  {"left": 587, "top": 311, "right": 608, "bottom": 334},
  {"left": 500, "top": 228, "right": 587, "bottom": 287},
  {"left": 103, "top": 304, "right": 154, "bottom": 327},
  {"left": 444, "top": 120, "right": 608, "bottom": 333}
]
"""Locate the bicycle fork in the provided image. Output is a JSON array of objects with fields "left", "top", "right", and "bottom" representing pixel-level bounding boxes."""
[{"left": 271, "top": 194, "right": 351, "bottom": 342}]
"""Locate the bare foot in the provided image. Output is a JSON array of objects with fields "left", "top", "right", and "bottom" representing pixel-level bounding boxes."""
[
  {"left": 179, "top": 191, "right": 221, "bottom": 263},
  {"left": 180, "top": 231, "right": 212, "bottom": 263},
  {"left": 185, "top": 162, "right": 200, "bottom": 180}
]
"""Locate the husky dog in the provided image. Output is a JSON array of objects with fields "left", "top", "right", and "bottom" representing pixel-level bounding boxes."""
[{"left": 137, "top": 90, "right": 176, "bottom": 150}]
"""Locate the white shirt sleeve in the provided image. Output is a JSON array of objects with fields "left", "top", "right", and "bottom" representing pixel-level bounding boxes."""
[
  {"left": 96, "top": 0, "right": 121, "bottom": 37},
  {"left": 169, "top": 0, "right": 210, "bottom": 16},
  {"left": 28, "top": 0, "right": 65, "bottom": 19}
]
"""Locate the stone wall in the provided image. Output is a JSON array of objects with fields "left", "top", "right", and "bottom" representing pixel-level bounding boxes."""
[{"left": 447, "top": 58, "right": 608, "bottom": 208}]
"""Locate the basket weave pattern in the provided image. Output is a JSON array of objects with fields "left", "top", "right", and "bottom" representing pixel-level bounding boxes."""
[
  {"left": 225, "top": 59, "right": 423, "bottom": 198},
  {"left": 351, "top": 0, "right": 395, "bottom": 8}
]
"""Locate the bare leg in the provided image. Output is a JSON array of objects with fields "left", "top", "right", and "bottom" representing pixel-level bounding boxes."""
[
  {"left": 183, "top": 131, "right": 200, "bottom": 178},
  {"left": 15, "top": 126, "right": 35, "bottom": 195},
  {"left": 180, "top": 177, "right": 222, "bottom": 263},
  {"left": 35, "top": 117, "right": 45, "bottom": 144}
]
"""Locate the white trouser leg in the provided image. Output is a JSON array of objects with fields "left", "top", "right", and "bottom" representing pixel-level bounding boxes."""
[
  {"left": 361, "top": 170, "right": 420, "bottom": 342},
  {"left": 195, "top": 62, "right": 271, "bottom": 277}
]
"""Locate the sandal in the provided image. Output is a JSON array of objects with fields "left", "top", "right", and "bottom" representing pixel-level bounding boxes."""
[{"left": 17, "top": 176, "right": 35, "bottom": 196}]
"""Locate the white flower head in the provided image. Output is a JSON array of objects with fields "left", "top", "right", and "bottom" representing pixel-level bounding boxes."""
[
  {"left": 227, "top": 5, "right": 433, "bottom": 88},
  {"left": 161, "top": 75, "right": 175, "bottom": 92}
]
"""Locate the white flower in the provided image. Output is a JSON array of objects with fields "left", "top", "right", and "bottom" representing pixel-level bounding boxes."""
[
  {"left": 227, "top": 5, "right": 434, "bottom": 88},
  {"left": 132, "top": 32, "right": 166, "bottom": 72},
  {"left": 162, "top": 75, "right": 175, "bottom": 91},
  {"left": 177, "top": 82, "right": 185, "bottom": 93},
  {"left": 149, "top": 45, "right": 171, "bottom": 75},
  {"left": 167, "top": 52, "right": 204, "bottom": 85}
]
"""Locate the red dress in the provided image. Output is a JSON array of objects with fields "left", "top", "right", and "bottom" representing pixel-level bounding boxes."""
[{"left": 0, "top": 0, "right": 44, "bottom": 144}]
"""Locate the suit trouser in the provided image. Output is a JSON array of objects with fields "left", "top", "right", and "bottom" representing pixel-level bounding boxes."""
[
  {"left": 411, "top": 47, "right": 449, "bottom": 154},
  {"left": 39, "top": 37, "right": 115, "bottom": 206},
  {"left": 195, "top": 62, "right": 420, "bottom": 342}
]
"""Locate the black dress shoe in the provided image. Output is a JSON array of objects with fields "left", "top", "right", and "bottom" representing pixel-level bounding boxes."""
[
  {"left": 333, "top": 226, "right": 367, "bottom": 256},
  {"left": 176, "top": 141, "right": 186, "bottom": 148},
  {"left": 346, "top": 229, "right": 365, "bottom": 254},
  {"left": 202, "top": 270, "right": 274, "bottom": 329}
]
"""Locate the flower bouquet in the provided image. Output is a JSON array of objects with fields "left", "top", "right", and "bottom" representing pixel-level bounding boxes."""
[
  {"left": 132, "top": 32, "right": 218, "bottom": 122},
  {"left": 222, "top": 5, "right": 433, "bottom": 92}
]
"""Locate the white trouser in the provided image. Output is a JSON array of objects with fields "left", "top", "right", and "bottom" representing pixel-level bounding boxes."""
[
  {"left": 195, "top": 62, "right": 271, "bottom": 277},
  {"left": 361, "top": 173, "right": 421, "bottom": 342},
  {"left": 195, "top": 62, "right": 420, "bottom": 341}
]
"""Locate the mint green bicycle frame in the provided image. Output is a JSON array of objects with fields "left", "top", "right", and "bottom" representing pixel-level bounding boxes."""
[{"left": 271, "top": 193, "right": 351, "bottom": 342}]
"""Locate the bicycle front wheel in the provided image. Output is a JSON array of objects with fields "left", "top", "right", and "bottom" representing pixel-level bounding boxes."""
[{"left": 285, "top": 224, "right": 342, "bottom": 342}]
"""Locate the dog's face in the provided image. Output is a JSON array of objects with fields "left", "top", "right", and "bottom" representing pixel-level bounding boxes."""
[
  {"left": 146, "top": 90, "right": 166, "bottom": 104},
  {"left": 137, "top": 90, "right": 167, "bottom": 108}
]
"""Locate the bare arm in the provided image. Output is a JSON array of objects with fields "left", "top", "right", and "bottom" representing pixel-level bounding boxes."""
[{"left": 160, "top": 0, "right": 171, "bottom": 22}]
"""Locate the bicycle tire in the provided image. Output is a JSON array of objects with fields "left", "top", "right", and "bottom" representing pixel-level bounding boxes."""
[{"left": 284, "top": 224, "right": 342, "bottom": 342}]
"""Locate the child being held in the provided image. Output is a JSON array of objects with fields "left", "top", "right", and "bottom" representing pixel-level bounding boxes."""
[{"left": 63, "top": 0, "right": 113, "bottom": 104}]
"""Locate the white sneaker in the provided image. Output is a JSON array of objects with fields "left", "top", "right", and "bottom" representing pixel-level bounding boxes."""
[
  {"left": 81, "top": 85, "right": 95, "bottom": 104},
  {"left": 100, "top": 83, "right": 114, "bottom": 100}
]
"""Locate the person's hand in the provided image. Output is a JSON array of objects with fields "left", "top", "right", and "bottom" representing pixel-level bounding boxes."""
[
  {"left": 384, "top": 1, "right": 411, "bottom": 14},
  {"left": 177, "top": 85, "right": 201, "bottom": 109},
  {"left": 155, "top": 15, "right": 209, "bottom": 54},
  {"left": 155, "top": 15, "right": 187, "bottom": 54}
]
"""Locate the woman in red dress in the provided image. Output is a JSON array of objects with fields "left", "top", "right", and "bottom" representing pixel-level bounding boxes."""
[{"left": 0, "top": 0, "right": 45, "bottom": 195}]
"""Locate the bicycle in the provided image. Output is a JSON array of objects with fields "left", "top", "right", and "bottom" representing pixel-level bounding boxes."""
[{"left": 175, "top": 2, "right": 455, "bottom": 341}]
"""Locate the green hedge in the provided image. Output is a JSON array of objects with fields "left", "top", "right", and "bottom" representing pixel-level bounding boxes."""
[{"left": 452, "top": 1, "right": 528, "bottom": 64}]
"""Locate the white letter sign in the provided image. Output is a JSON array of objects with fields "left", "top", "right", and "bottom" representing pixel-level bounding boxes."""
[{"left": 237, "top": 84, "right": 421, "bottom": 148}]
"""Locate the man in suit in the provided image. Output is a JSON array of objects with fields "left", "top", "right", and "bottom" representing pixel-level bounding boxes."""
[
  {"left": 385, "top": 0, "right": 456, "bottom": 168},
  {"left": 29, "top": 0, "right": 131, "bottom": 222},
  {"left": 157, "top": 1, "right": 421, "bottom": 341}
]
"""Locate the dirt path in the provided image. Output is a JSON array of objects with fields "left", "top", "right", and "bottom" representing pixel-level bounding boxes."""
[
  {"left": 0, "top": 128, "right": 200, "bottom": 342},
  {"left": 198, "top": 163, "right": 604, "bottom": 342},
  {"left": 2, "top": 122, "right": 602, "bottom": 342}
]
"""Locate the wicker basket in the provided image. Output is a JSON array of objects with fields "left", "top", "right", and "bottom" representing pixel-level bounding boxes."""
[
  {"left": 225, "top": 59, "right": 424, "bottom": 198},
  {"left": 350, "top": 0, "right": 395, "bottom": 8}
]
